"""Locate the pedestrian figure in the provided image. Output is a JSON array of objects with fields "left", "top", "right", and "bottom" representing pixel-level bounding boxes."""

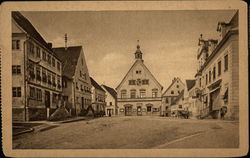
[{"left": 220, "top": 106, "right": 227, "bottom": 120}]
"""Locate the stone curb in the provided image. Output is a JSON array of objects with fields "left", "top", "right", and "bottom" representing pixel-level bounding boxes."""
[{"left": 13, "top": 127, "right": 34, "bottom": 136}]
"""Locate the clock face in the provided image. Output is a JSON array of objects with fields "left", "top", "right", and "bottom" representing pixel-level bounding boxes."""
[{"left": 137, "top": 79, "right": 141, "bottom": 86}]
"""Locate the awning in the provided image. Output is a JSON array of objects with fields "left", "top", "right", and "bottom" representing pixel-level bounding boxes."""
[{"left": 208, "top": 79, "right": 222, "bottom": 90}]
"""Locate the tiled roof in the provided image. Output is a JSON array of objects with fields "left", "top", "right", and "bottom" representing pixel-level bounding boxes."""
[
  {"left": 53, "top": 46, "right": 82, "bottom": 78},
  {"left": 90, "top": 77, "right": 105, "bottom": 92},
  {"left": 102, "top": 85, "right": 117, "bottom": 99},
  {"left": 186, "top": 80, "right": 196, "bottom": 91},
  {"left": 12, "top": 11, "right": 56, "bottom": 56}
]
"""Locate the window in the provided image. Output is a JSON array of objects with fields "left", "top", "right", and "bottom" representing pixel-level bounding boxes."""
[
  {"left": 218, "top": 61, "right": 222, "bottom": 76},
  {"left": 139, "top": 89, "right": 146, "bottom": 98},
  {"left": 52, "top": 75, "right": 56, "bottom": 87},
  {"left": 147, "top": 106, "right": 152, "bottom": 112},
  {"left": 76, "top": 82, "right": 79, "bottom": 89},
  {"left": 179, "top": 105, "right": 182, "bottom": 109},
  {"left": 224, "top": 54, "right": 228, "bottom": 71},
  {"left": 176, "top": 85, "right": 179, "bottom": 88},
  {"left": 206, "top": 74, "right": 208, "bottom": 85},
  {"left": 36, "top": 66, "right": 41, "bottom": 81},
  {"left": 57, "top": 61, "right": 61, "bottom": 71},
  {"left": 30, "top": 87, "right": 36, "bottom": 99},
  {"left": 52, "top": 93, "right": 57, "bottom": 103},
  {"left": 129, "top": 80, "right": 136, "bottom": 85},
  {"left": 136, "top": 70, "right": 141, "bottom": 74},
  {"left": 152, "top": 89, "right": 158, "bottom": 97},
  {"left": 62, "top": 79, "right": 67, "bottom": 88},
  {"left": 42, "top": 69, "right": 47, "bottom": 82},
  {"left": 47, "top": 54, "right": 51, "bottom": 65},
  {"left": 12, "top": 65, "right": 21, "bottom": 74},
  {"left": 42, "top": 51, "right": 46, "bottom": 61},
  {"left": 52, "top": 58, "right": 55, "bottom": 67},
  {"left": 81, "top": 85, "right": 83, "bottom": 91},
  {"left": 178, "top": 90, "right": 180, "bottom": 94},
  {"left": 171, "top": 90, "right": 174, "bottom": 94},
  {"left": 13, "top": 87, "right": 21, "bottom": 97},
  {"left": 57, "top": 76, "right": 61, "bottom": 88},
  {"left": 130, "top": 90, "right": 136, "bottom": 98},
  {"left": 28, "top": 61, "right": 35, "bottom": 79},
  {"left": 121, "top": 90, "right": 127, "bottom": 98},
  {"left": 36, "top": 47, "right": 40, "bottom": 58},
  {"left": 12, "top": 40, "right": 20, "bottom": 50},
  {"left": 30, "top": 43, "right": 34, "bottom": 55},
  {"left": 142, "top": 79, "right": 149, "bottom": 85},
  {"left": 110, "top": 102, "right": 112, "bottom": 106},
  {"left": 213, "top": 66, "right": 216, "bottom": 80},
  {"left": 209, "top": 71, "right": 211, "bottom": 83},
  {"left": 199, "top": 78, "right": 201, "bottom": 87},
  {"left": 165, "top": 98, "right": 169, "bottom": 103},
  {"left": 36, "top": 88, "right": 42, "bottom": 101},
  {"left": 47, "top": 73, "right": 52, "bottom": 85}
]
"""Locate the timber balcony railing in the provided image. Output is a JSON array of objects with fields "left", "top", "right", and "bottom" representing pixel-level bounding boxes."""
[{"left": 117, "top": 97, "right": 162, "bottom": 102}]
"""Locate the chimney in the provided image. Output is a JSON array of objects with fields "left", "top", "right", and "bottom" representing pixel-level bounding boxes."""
[{"left": 47, "top": 42, "right": 52, "bottom": 49}]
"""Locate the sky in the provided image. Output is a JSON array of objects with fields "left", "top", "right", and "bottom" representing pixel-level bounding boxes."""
[{"left": 21, "top": 10, "right": 236, "bottom": 91}]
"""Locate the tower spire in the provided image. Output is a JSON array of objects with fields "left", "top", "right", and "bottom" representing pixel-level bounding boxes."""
[{"left": 135, "top": 40, "right": 143, "bottom": 61}]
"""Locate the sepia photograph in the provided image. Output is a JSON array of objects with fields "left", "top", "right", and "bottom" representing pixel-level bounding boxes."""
[{"left": 0, "top": 1, "right": 248, "bottom": 157}]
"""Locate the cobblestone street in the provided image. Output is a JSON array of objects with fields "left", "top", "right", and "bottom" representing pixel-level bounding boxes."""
[{"left": 13, "top": 116, "right": 239, "bottom": 149}]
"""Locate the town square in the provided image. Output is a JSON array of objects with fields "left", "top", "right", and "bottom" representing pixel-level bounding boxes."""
[{"left": 9, "top": 8, "right": 241, "bottom": 150}]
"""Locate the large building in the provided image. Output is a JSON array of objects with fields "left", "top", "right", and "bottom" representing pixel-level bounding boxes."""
[
  {"left": 116, "top": 43, "right": 163, "bottom": 116},
  {"left": 161, "top": 77, "right": 185, "bottom": 116},
  {"left": 90, "top": 77, "right": 106, "bottom": 115},
  {"left": 12, "top": 12, "right": 63, "bottom": 121},
  {"left": 101, "top": 84, "right": 117, "bottom": 116},
  {"left": 53, "top": 46, "right": 92, "bottom": 116},
  {"left": 194, "top": 11, "right": 239, "bottom": 119}
]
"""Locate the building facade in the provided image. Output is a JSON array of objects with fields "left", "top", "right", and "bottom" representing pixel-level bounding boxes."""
[
  {"left": 12, "top": 12, "right": 63, "bottom": 121},
  {"left": 161, "top": 77, "right": 185, "bottom": 116},
  {"left": 101, "top": 84, "right": 118, "bottom": 116},
  {"left": 195, "top": 11, "right": 239, "bottom": 119},
  {"left": 90, "top": 77, "right": 106, "bottom": 115},
  {"left": 116, "top": 43, "right": 163, "bottom": 116},
  {"left": 181, "top": 80, "right": 202, "bottom": 119},
  {"left": 53, "top": 46, "right": 92, "bottom": 116}
]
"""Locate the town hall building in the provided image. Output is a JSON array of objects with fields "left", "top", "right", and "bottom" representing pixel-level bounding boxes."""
[{"left": 116, "top": 42, "right": 163, "bottom": 116}]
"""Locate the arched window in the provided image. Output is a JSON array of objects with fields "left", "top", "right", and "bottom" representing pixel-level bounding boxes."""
[
  {"left": 130, "top": 89, "right": 136, "bottom": 98},
  {"left": 121, "top": 90, "right": 127, "bottom": 98},
  {"left": 139, "top": 89, "right": 146, "bottom": 98}
]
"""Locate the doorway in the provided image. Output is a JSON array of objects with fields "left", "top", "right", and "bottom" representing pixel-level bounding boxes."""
[
  {"left": 45, "top": 91, "right": 50, "bottom": 108},
  {"left": 125, "top": 106, "right": 132, "bottom": 116}
]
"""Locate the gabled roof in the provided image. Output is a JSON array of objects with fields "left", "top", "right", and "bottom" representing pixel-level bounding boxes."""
[
  {"left": 171, "top": 90, "right": 184, "bottom": 105},
  {"left": 90, "top": 77, "right": 105, "bottom": 92},
  {"left": 162, "top": 77, "right": 185, "bottom": 96},
  {"left": 102, "top": 85, "right": 117, "bottom": 99},
  {"left": 12, "top": 11, "right": 56, "bottom": 56},
  {"left": 116, "top": 60, "right": 163, "bottom": 90},
  {"left": 53, "top": 46, "right": 82, "bottom": 78},
  {"left": 186, "top": 80, "right": 196, "bottom": 91}
]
